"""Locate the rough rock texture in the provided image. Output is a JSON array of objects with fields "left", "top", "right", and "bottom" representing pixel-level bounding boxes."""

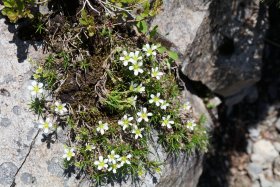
[
  {"left": 0, "top": 18, "right": 80, "bottom": 187},
  {"left": 153, "top": 0, "right": 267, "bottom": 100},
  {"left": 0, "top": 16, "right": 212, "bottom": 187}
]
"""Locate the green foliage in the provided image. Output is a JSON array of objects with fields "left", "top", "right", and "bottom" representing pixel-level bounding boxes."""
[
  {"left": 1, "top": 0, "right": 35, "bottom": 23},
  {"left": 79, "top": 10, "right": 95, "bottom": 37},
  {"left": 25, "top": 0, "right": 209, "bottom": 185},
  {"left": 29, "top": 97, "right": 45, "bottom": 116}
]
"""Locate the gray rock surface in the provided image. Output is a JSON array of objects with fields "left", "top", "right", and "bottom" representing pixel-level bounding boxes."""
[
  {"left": 247, "top": 163, "right": 263, "bottom": 181},
  {"left": 253, "top": 140, "right": 279, "bottom": 163},
  {"left": 153, "top": 0, "right": 267, "bottom": 101}
]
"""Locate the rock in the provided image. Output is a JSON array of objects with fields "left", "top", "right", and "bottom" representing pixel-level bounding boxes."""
[
  {"left": 253, "top": 140, "right": 279, "bottom": 163},
  {"left": 247, "top": 163, "right": 263, "bottom": 181},
  {"left": 275, "top": 118, "right": 280, "bottom": 132},
  {"left": 47, "top": 157, "right": 64, "bottom": 177},
  {"left": 0, "top": 162, "right": 18, "bottom": 185},
  {"left": 273, "top": 142, "right": 280, "bottom": 153},
  {"left": 251, "top": 154, "right": 266, "bottom": 166},
  {"left": 151, "top": 0, "right": 210, "bottom": 54},
  {"left": 153, "top": 0, "right": 267, "bottom": 99},
  {"left": 20, "top": 172, "right": 36, "bottom": 185},
  {"left": 259, "top": 174, "right": 273, "bottom": 187},
  {"left": 252, "top": 181, "right": 261, "bottom": 187},
  {"left": 232, "top": 175, "right": 251, "bottom": 187},
  {"left": 0, "top": 117, "right": 12, "bottom": 127},
  {"left": 248, "top": 128, "right": 260, "bottom": 141},
  {"left": 12, "top": 105, "right": 21, "bottom": 115},
  {"left": 272, "top": 182, "right": 280, "bottom": 187},
  {"left": 247, "top": 140, "right": 253, "bottom": 154},
  {"left": 273, "top": 157, "right": 280, "bottom": 176}
]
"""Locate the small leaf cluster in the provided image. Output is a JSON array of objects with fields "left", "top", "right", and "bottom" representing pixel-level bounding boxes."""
[{"left": 1, "top": 0, "right": 35, "bottom": 23}]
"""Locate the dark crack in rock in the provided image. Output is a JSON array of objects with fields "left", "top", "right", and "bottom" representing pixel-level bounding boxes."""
[
  {"left": 0, "top": 117, "right": 12, "bottom": 127},
  {"left": 0, "top": 88, "right": 10, "bottom": 97},
  {"left": 20, "top": 172, "right": 37, "bottom": 185},
  {"left": 0, "top": 162, "right": 18, "bottom": 185}
]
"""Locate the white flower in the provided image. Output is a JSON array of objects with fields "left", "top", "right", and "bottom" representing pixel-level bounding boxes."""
[
  {"left": 149, "top": 93, "right": 164, "bottom": 107},
  {"left": 85, "top": 143, "right": 96, "bottom": 151},
  {"left": 160, "top": 100, "right": 170, "bottom": 110},
  {"left": 118, "top": 154, "right": 132, "bottom": 166},
  {"left": 63, "top": 147, "right": 75, "bottom": 161},
  {"left": 28, "top": 80, "right": 44, "bottom": 97},
  {"left": 161, "top": 115, "right": 174, "bottom": 129},
  {"left": 107, "top": 150, "right": 120, "bottom": 164},
  {"left": 182, "top": 101, "right": 192, "bottom": 111},
  {"left": 35, "top": 66, "right": 43, "bottom": 74},
  {"left": 130, "top": 83, "right": 145, "bottom": 93},
  {"left": 132, "top": 126, "right": 144, "bottom": 139},
  {"left": 129, "top": 51, "right": 143, "bottom": 63},
  {"left": 96, "top": 121, "right": 109, "bottom": 135},
  {"left": 127, "top": 96, "right": 137, "bottom": 107},
  {"left": 38, "top": 117, "right": 53, "bottom": 134},
  {"left": 119, "top": 51, "right": 131, "bottom": 66},
  {"left": 137, "top": 107, "right": 153, "bottom": 122},
  {"left": 54, "top": 101, "right": 68, "bottom": 115},
  {"left": 151, "top": 67, "right": 164, "bottom": 80},
  {"left": 108, "top": 163, "right": 121, "bottom": 173},
  {"left": 186, "top": 119, "right": 197, "bottom": 131},
  {"left": 118, "top": 115, "right": 134, "bottom": 130},
  {"left": 94, "top": 156, "right": 109, "bottom": 170},
  {"left": 142, "top": 44, "right": 157, "bottom": 57},
  {"left": 129, "top": 61, "right": 144, "bottom": 75}
]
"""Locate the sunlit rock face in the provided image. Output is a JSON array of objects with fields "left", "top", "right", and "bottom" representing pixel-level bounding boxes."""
[{"left": 153, "top": 0, "right": 267, "bottom": 100}]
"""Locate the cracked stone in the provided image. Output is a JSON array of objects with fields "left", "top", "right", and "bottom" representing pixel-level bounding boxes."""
[
  {"left": 47, "top": 157, "right": 64, "bottom": 177},
  {"left": 0, "top": 117, "right": 12, "bottom": 127},
  {"left": 12, "top": 105, "right": 21, "bottom": 115},
  {"left": 0, "top": 162, "right": 18, "bottom": 185},
  {"left": 20, "top": 172, "right": 37, "bottom": 185}
]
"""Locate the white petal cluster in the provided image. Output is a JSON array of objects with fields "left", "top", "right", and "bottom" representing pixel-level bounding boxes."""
[
  {"left": 151, "top": 67, "right": 164, "bottom": 80},
  {"left": 161, "top": 115, "right": 174, "bottom": 129},
  {"left": 28, "top": 80, "right": 44, "bottom": 97},
  {"left": 143, "top": 44, "right": 157, "bottom": 57},
  {"left": 54, "top": 101, "right": 68, "bottom": 115},
  {"left": 63, "top": 147, "right": 75, "bottom": 161},
  {"left": 96, "top": 121, "right": 109, "bottom": 135},
  {"left": 137, "top": 107, "right": 153, "bottom": 122},
  {"left": 186, "top": 119, "right": 197, "bottom": 131},
  {"left": 38, "top": 117, "right": 53, "bottom": 134},
  {"left": 118, "top": 115, "right": 134, "bottom": 130},
  {"left": 149, "top": 93, "right": 164, "bottom": 107}
]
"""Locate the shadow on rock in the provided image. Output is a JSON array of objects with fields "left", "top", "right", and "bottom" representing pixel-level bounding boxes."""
[{"left": 198, "top": 1, "right": 280, "bottom": 187}]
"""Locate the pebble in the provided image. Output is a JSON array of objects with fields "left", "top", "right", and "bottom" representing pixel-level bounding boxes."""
[
  {"left": 275, "top": 118, "right": 280, "bottom": 132},
  {"left": 273, "top": 157, "right": 280, "bottom": 176},
  {"left": 20, "top": 172, "right": 36, "bottom": 184},
  {"left": 0, "top": 162, "right": 18, "bottom": 185},
  {"left": 253, "top": 140, "right": 278, "bottom": 163},
  {"left": 247, "top": 163, "right": 263, "bottom": 181},
  {"left": 47, "top": 157, "right": 64, "bottom": 177},
  {"left": 273, "top": 142, "right": 280, "bottom": 153},
  {"left": 12, "top": 105, "right": 21, "bottom": 115},
  {"left": 249, "top": 128, "right": 260, "bottom": 141},
  {"left": 259, "top": 174, "right": 273, "bottom": 187},
  {"left": 0, "top": 118, "right": 12, "bottom": 127}
]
